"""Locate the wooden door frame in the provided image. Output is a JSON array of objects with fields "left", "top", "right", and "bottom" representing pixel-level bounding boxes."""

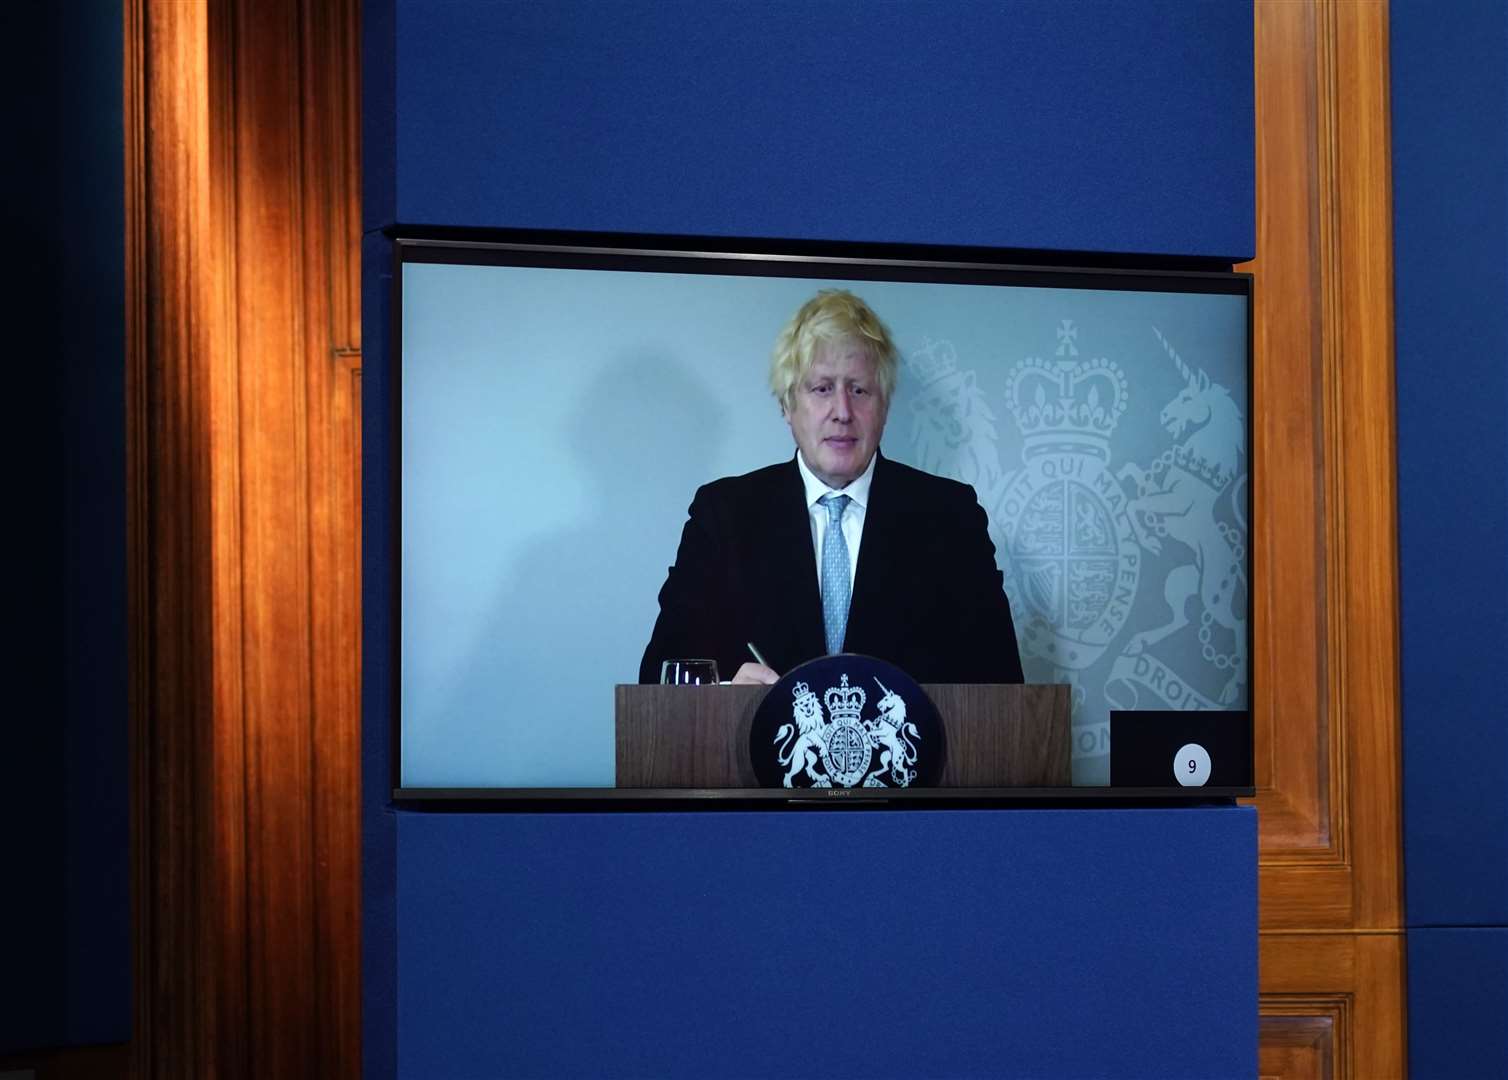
[
  {"left": 1248, "top": 2, "right": 1406, "bottom": 1076},
  {"left": 125, "top": 0, "right": 362, "bottom": 1075}
]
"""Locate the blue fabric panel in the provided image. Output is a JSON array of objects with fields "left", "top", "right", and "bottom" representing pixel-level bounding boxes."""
[
  {"left": 1408, "top": 927, "right": 1508, "bottom": 1080},
  {"left": 386, "top": 0, "right": 1254, "bottom": 259},
  {"left": 1391, "top": 0, "right": 1508, "bottom": 930},
  {"left": 58, "top": 0, "right": 129, "bottom": 1046},
  {"left": 363, "top": 0, "right": 396, "bottom": 233},
  {"left": 362, "top": 232, "right": 399, "bottom": 1080},
  {"left": 365, "top": 6, "right": 1259, "bottom": 1077},
  {"left": 395, "top": 807, "right": 1256, "bottom": 1079}
]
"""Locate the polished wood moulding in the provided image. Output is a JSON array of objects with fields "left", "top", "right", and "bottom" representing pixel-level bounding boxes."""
[
  {"left": 1249, "top": 1, "right": 1405, "bottom": 1076},
  {"left": 127, "top": 0, "right": 362, "bottom": 1076}
]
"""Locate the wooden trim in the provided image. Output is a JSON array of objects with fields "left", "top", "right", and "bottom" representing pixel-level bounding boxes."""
[
  {"left": 301, "top": 2, "right": 364, "bottom": 1070},
  {"left": 128, "top": 1, "right": 233, "bottom": 1072},
  {"left": 123, "top": 0, "right": 146, "bottom": 1067},
  {"left": 1261, "top": 933, "right": 1406, "bottom": 1079},
  {"left": 1250, "top": 0, "right": 1402, "bottom": 929},
  {"left": 1260, "top": 1008, "right": 1341, "bottom": 1080},
  {"left": 206, "top": 4, "right": 253, "bottom": 1074},
  {"left": 1251, "top": 0, "right": 1405, "bottom": 1075},
  {"left": 1325, "top": 0, "right": 1403, "bottom": 932},
  {"left": 1248, "top": 0, "right": 1333, "bottom": 860},
  {"left": 128, "top": 1, "right": 362, "bottom": 1074}
]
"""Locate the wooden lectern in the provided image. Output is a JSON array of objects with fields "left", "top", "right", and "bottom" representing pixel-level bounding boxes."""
[{"left": 615, "top": 684, "right": 1070, "bottom": 788}]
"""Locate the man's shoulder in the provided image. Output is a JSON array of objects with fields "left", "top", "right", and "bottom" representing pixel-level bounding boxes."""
[
  {"left": 725, "top": 459, "right": 798, "bottom": 487},
  {"left": 689, "top": 459, "right": 798, "bottom": 515},
  {"left": 877, "top": 456, "right": 977, "bottom": 507},
  {"left": 689, "top": 455, "right": 978, "bottom": 511}
]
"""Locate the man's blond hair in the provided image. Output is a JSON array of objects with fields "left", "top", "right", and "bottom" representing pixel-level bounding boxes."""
[{"left": 769, "top": 290, "right": 898, "bottom": 413}]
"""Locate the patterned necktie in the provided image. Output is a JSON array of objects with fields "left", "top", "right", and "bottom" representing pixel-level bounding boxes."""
[{"left": 819, "top": 493, "right": 852, "bottom": 655}]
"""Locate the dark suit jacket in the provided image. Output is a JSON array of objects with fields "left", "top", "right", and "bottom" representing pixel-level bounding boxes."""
[{"left": 638, "top": 453, "right": 1025, "bottom": 684}]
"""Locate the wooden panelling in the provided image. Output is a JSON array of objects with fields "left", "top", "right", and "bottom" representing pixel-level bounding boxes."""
[
  {"left": 1249, "top": 0, "right": 1331, "bottom": 859},
  {"left": 1249, "top": 0, "right": 1403, "bottom": 928},
  {"left": 301, "top": 1, "right": 364, "bottom": 1071},
  {"left": 615, "top": 685, "right": 767, "bottom": 787},
  {"left": 127, "top": 1, "right": 238, "bottom": 1072},
  {"left": 1261, "top": 934, "right": 1406, "bottom": 1080},
  {"left": 127, "top": 0, "right": 362, "bottom": 1075},
  {"left": 1249, "top": 0, "right": 1405, "bottom": 1075},
  {"left": 930, "top": 684, "right": 1071, "bottom": 787},
  {"left": 1260, "top": 1012, "right": 1338, "bottom": 1080}
]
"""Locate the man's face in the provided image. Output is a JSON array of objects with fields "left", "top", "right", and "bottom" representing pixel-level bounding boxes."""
[{"left": 785, "top": 339, "right": 889, "bottom": 489}]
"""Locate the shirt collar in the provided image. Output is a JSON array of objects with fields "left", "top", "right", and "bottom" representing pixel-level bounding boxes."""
[{"left": 795, "top": 449, "right": 877, "bottom": 512}]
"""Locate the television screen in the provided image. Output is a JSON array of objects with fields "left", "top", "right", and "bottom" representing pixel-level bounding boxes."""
[{"left": 394, "top": 239, "right": 1251, "bottom": 796}]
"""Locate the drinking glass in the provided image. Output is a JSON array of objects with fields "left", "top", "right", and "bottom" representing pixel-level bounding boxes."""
[{"left": 660, "top": 659, "right": 720, "bottom": 685}]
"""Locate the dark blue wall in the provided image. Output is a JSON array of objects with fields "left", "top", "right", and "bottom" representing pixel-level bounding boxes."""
[
  {"left": 1392, "top": 1, "right": 1508, "bottom": 1076},
  {"left": 2, "top": 0, "right": 129, "bottom": 1055},
  {"left": 364, "top": 3, "right": 1258, "bottom": 1077},
  {"left": 396, "top": 808, "right": 1256, "bottom": 1080},
  {"left": 367, "top": 0, "right": 1253, "bottom": 260}
]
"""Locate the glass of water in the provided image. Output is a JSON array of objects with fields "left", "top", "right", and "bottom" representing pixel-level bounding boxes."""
[{"left": 660, "top": 659, "right": 720, "bottom": 685}]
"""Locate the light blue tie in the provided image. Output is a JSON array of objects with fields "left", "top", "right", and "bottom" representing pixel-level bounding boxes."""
[{"left": 819, "top": 494, "right": 852, "bottom": 654}]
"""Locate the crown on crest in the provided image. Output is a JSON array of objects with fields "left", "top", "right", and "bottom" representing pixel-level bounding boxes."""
[
  {"left": 905, "top": 338, "right": 963, "bottom": 388},
  {"left": 824, "top": 674, "right": 866, "bottom": 722},
  {"left": 1006, "top": 325, "right": 1128, "bottom": 452},
  {"left": 792, "top": 680, "right": 817, "bottom": 704}
]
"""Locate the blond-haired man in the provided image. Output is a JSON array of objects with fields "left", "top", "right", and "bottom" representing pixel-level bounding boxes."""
[{"left": 640, "top": 290, "right": 1024, "bottom": 686}]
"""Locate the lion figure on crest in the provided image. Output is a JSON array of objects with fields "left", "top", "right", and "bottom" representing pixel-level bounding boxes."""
[{"left": 773, "top": 682, "right": 830, "bottom": 788}]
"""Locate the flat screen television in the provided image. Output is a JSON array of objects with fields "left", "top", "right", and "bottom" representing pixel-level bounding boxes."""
[{"left": 390, "top": 236, "right": 1252, "bottom": 801}]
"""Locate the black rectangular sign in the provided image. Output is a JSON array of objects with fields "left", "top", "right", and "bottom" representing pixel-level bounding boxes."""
[{"left": 1110, "top": 710, "right": 1253, "bottom": 792}]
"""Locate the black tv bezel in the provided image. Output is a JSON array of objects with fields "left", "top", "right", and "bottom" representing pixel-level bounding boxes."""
[{"left": 388, "top": 232, "right": 1255, "bottom": 806}]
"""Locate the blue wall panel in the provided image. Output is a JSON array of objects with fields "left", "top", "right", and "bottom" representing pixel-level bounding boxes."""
[
  {"left": 397, "top": 807, "right": 1256, "bottom": 1080},
  {"left": 1392, "top": 0, "right": 1508, "bottom": 931},
  {"left": 373, "top": 0, "right": 1254, "bottom": 260},
  {"left": 58, "top": 3, "right": 129, "bottom": 1042},
  {"left": 364, "top": 5, "right": 1260, "bottom": 1077},
  {"left": 362, "top": 232, "right": 399, "bottom": 1080},
  {"left": 1392, "top": 1, "right": 1507, "bottom": 1076},
  {"left": 1407, "top": 928, "right": 1508, "bottom": 1080}
]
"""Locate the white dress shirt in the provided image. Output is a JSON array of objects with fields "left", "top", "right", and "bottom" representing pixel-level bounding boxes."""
[{"left": 795, "top": 450, "right": 875, "bottom": 590}]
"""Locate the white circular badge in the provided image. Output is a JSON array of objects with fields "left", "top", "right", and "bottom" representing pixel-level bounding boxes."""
[{"left": 1174, "top": 743, "right": 1212, "bottom": 787}]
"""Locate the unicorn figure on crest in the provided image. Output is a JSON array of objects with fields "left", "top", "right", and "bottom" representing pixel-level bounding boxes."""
[{"left": 1118, "top": 329, "right": 1249, "bottom": 704}]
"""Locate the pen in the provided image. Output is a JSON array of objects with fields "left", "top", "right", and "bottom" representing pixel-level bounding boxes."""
[{"left": 746, "top": 642, "right": 770, "bottom": 668}]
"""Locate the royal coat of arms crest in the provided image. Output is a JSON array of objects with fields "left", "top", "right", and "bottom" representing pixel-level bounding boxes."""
[{"left": 772, "top": 675, "right": 919, "bottom": 789}]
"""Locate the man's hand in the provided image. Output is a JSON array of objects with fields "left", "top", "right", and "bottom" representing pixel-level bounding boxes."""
[{"left": 732, "top": 662, "right": 778, "bottom": 685}]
